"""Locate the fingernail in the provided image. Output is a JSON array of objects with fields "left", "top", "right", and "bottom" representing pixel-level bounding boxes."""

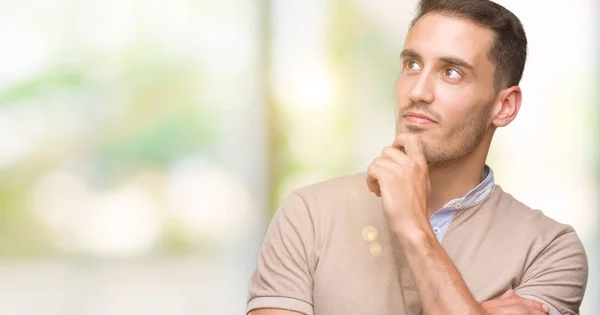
[{"left": 542, "top": 304, "right": 549, "bottom": 312}]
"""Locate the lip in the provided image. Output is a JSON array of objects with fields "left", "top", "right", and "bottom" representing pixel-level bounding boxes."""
[{"left": 403, "top": 111, "right": 437, "bottom": 124}]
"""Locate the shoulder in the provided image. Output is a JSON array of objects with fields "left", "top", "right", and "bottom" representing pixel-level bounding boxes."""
[
  {"left": 492, "top": 186, "right": 575, "bottom": 237},
  {"left": 276, "top": 172, "right": 381, "bottom": 238},
  {"left": 494, "top": 188, "right": 590, "bottom": 313},
  {"left": 288, "top": 172, "right": 379, "bottom": 218},
  {"left": 292, "top": 172, "right": 371, "bottom": 203},
  {"left": 490, "top": 186, "right": 587, "bottom": 271},
  {"left": 273, "top": 172, "right": 376, "bottom": 221},
  {"left": 457, "top": 185, "right": 575, "bottom": 240},
  {"left": 455, "top": 185, "right": 587, "bottom": 262}
]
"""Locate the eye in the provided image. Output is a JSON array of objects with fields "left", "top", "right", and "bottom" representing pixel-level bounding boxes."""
[
  {"left": 444, "top": 68, "right": 462, "bottom": 80},
  {"left": 404, "top": 60, "right": 422, "bottom": 73}
]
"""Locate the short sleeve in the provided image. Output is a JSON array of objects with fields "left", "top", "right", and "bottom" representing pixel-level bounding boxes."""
[
  {"left": 515, "top": 230, "right": 588, "bottom": 315},
  {"left": 247, "top": 193, "right": 316, "bottom": 315}
]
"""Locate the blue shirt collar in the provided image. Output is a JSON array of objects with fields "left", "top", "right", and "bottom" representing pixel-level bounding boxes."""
[{"left": 437, "top": 165, "right": 495, "bottom": 213}]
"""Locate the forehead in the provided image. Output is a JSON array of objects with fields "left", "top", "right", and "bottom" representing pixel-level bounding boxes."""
[{"left": 405, "top": 12, "right": 495, "bottom": 67}]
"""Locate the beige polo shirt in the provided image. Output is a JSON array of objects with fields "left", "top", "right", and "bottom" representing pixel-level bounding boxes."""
[{"left": 247, "top": 173, "right": 588, "bottom": 315}]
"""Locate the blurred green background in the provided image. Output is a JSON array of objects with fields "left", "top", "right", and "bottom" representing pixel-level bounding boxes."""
[{"left": 0, "top": 0, "right": 597, "bottom": 314}]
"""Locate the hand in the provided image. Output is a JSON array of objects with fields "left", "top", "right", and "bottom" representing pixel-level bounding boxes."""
[
  {"left": 480, "top": 289, "right": 550, "bottom": 315},
  {"left": 366, "top": 134, "right": 431, "bottom": 239}
]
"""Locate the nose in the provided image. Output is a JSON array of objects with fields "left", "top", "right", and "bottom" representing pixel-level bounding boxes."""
[{"left": 408, "top": 72, "right": 435, "bottom": 104}]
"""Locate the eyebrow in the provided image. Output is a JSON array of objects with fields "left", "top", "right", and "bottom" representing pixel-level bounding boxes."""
[
  {"left": 400, "top": 49, "right": 474, "bottom": 70},
  {"left": 400, "top": 49, "right": 422, "bottom": 61},
  {"left": 440, "top": 56, "right": 474, "bottom": 70}
]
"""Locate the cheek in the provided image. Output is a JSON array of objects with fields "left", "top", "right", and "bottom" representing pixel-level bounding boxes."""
[
  {"left": 395, "top": 80, "right": 412, "bottom": 112},
  {"left": 435, "top": 82, "right": 472, "bottom": 105},
  {"left": 434, "top": 84, "right": 486, "bottom": 122},
  {"left": 395, "top": 74, "right": 414, "bottom": 97}
]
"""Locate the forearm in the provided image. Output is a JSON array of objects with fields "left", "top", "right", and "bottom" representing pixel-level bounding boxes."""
[{"left": 399, "top": 229, "right": 487, "bottom": 315}]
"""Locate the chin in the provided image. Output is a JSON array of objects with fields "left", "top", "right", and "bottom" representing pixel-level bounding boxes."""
[
  {"left": 399, "top": 123, "right": 434, "bottom": 135},
  {"left": 405, "top": 125, "right": 429, "bottom": 134}
]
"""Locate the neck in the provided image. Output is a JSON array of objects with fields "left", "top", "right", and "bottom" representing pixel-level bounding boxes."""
[{"left": 425, "top": 137, "right": 492, "bottom": 217}]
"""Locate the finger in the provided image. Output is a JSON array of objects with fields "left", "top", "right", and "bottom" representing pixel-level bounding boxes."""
[
  {"left": 405, "top": 134, "right": 427, "bottom": 166},
  {"left": 366, "top": 176, "right": 380, "bottom": 196},
  {"left": 373, "top": 156, "right": 401, "bottom": 172},
  {"left": 518, "top": 297, "right": 550, "bottom": 313},
  {"left": 393, "top": 134, "right": 427, "bottom": 166},
  {"left": 490, "top": 295, "right": 521, "bottom": 307},
  {"left": 381, "top": 146, "right": 410, "bottom": 165},
  {"left": 500, "top": 288, "right": 516, "bottom": 299},
  {"left": 526, "top": 309, "right": 550, "bottom": 315},
  {"left": 391, "top": 134, "right": 407, "bottom": 154},
  {"left": 366, "top": 163, "right": 385, "bottom": 197},
  {"left": 487, "top": 304, "right": 526, "bottom": 313},
  {"left": 367, "top": 158, "right": 403, "bottom": 198},
  {"left": 366, "top": 175, "right": 380, "bottom": 197}
]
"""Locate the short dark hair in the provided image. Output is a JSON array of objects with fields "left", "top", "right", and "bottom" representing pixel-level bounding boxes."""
[{"left": 410, "top": 0, "right": 528, "bottom": 89}]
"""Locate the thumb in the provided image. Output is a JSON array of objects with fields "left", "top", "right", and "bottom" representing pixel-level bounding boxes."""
[{"left": 501, "top": 289, "right": 516, "bottom": 298}]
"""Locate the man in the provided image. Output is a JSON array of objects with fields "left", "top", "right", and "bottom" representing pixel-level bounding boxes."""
[{"left": 247, "top": 0, "right": 588, "bottom": 314}]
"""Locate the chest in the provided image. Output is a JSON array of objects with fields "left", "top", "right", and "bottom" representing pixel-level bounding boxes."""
[{"left": 310, "top": 223, "right": 526, "bottom": 315}]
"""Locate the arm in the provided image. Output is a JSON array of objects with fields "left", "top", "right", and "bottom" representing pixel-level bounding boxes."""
[
  {"left": 481, "top": 289, "right": 549, "bottom": 315},
  {"left": 398, "top": 215, "right": 587, "bottom": 315},
  {"left": 400, "top": 228, "right": 588, "bottom": 315},
  {"left": 398, "top": 228, "right": 550, "bottom": 315},
  {"left": 246, "top": 193, "right": 316, "bottom": 315},
  {"left": 479, "top": 227, "right": 588, "bottom": 315},
  {"left": 513, "top": 230, "right": 588, "bottom": 314},
  {"left": 250, "top": 310, "right": 306, "bottom": 315},
  {"left": 397, "top": 221, "right": 486, "bottom": 315},
  {"left": 367, "top": 134, "right": 486, "bottom": 315},
  {"left": 367, "top": 134, "right": 588, "bottom": 315}
]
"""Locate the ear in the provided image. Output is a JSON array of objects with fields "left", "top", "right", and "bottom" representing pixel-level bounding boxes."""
[{"left": 491, "top": 86, "right": 522, "bottom": 128}]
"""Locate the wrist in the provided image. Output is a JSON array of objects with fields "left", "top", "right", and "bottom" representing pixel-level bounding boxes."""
[
  {"left": 469, "top": 305, "right": 489, "bottom": 315},
  {"left": 393, "top": 221, "right": 437, "bottom": 250}
]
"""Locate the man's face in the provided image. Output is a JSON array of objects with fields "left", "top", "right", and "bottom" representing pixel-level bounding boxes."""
[{"left": 396, "top": 13, "right": 498, "bottom": 164}]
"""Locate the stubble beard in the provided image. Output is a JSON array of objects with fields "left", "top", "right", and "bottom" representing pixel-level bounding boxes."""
[{"left": 397, "top": 105, "right": 491, "bottom": 168}]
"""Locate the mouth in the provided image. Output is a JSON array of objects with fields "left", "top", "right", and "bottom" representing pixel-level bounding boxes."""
[{"left": 402, "top": 111, "right": 438, "bottom": 125}]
